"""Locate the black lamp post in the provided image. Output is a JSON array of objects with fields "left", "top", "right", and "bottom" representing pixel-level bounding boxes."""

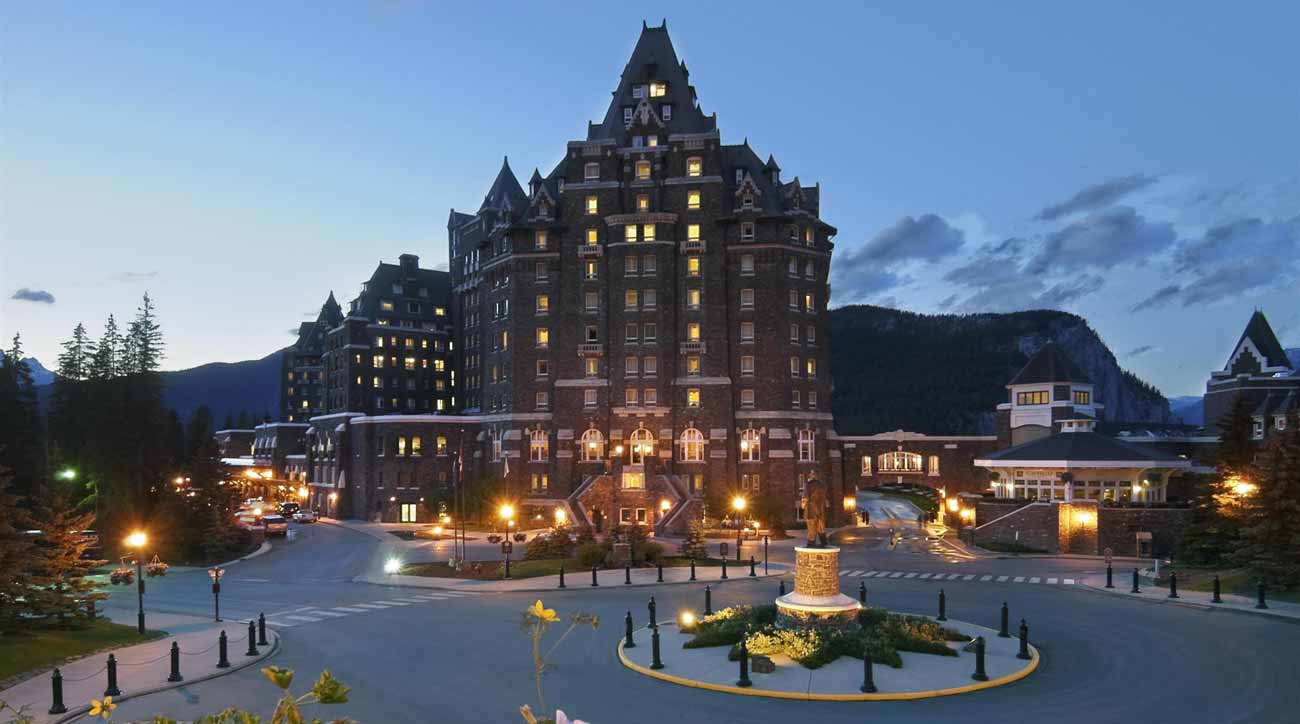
[
  {"left": 125, "top": 531, "right": 148, "bottom": 634},
  {"left": 731, "top": 496, "right": 746, "bottom": 563},
  {"left": 208, "top": 567, "right": 224, "bottom": 622}
]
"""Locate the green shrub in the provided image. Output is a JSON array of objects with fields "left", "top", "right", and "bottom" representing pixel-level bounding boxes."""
[
  {"left": 576, "top": 542, "right": 606, "bottom": 568},
  {"left": 524, "top": 528, "right": 574, "bottom": 561},
  {"left": 640, "top": 541, "right": 665, "bottom": 564}
]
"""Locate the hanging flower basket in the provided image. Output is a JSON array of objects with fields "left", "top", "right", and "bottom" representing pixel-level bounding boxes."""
[
  {"left": 111, "top": 566, "right": 135, "bottom": 585},
  {"left": 513, "top": 532, "right": 527, "bottom": 543},
  {"left": 487, "top": 534, "right": 503, "bottom": 544},
  {"left": 146, "top": 555, "right": 169, "bottom": 577}
]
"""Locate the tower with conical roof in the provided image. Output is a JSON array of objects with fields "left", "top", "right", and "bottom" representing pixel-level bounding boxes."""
[{"left": 997, "top": 342, "right": 1103, "bottom": 447}]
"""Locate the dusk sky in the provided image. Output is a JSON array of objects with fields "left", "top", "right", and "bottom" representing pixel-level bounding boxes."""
[{"left": 3, "top": 1, "right": 1297, "bottom": 397}]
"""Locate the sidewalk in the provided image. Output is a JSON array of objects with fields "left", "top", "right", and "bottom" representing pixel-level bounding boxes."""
[
  {"left": 0, "top": 607, "right": 280, "bottom": 724},
  {"left": 944, "top": 535, "right": 1149, "bottom": 563},
  {"left": 355, "top": 560, "right": 791, "bottom": 592},
  {"left": 1076, "top": 573, "right": 1300, "bottom": 622}
]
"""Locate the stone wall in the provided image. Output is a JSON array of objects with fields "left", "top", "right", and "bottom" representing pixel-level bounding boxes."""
[
  {"left": 1097, "top": 506, "right": 1191, "bottom": 558},
  {"left": 1058, "top": 501, "right": 1099, "bottom": 555},
  {"left": 972, "top": 501, "right": 1059, "bottom": 553},
  {"left": 793, "top": 547, "right": 841, "bottom": 597}
]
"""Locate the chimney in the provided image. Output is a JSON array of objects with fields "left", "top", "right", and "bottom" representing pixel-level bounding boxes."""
[{"left": 398, "top": 254, "right": 419, "bottom": 273}]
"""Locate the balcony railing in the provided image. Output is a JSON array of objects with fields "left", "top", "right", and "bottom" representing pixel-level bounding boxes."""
[
  {"left": 577, "top": 244, "right": 603, "bottom": 257},
  {"left": 679, "top": 340, "right": 707, "bottom": 354},
  {"left": 578, "top": 343, "right": 604, "bottom": 357},
  {"left": 680, "top": 239, "right": 706, "bottom": 253}
]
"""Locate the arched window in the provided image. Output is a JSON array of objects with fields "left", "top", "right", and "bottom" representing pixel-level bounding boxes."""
[
  {"left": 680, "top": 427, "right": 704, "bottom": 462},
  {"left": 530, "top": 429, "right": 549, "bottom": 462},
  {"left": 878, "top": 451, "right": 922, "bottom": 473},
  {"left": 860, "top": 456, "right": 872, "bottom": 475},
  {"left": 629, "top": 427, "right": 654, "bottom": 465},
  {"left": 580, "top": 429, "right": 604, "bottom": 462},
  {"left": 798, "top": 429, "right": 815, "bottom": 462},
  {"left": 740, "top": 429, "right": 761, "bottom": 462}
]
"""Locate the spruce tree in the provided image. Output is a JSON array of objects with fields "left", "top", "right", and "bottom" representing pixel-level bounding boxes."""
[
  {"left": 50, "top": 323, "right": 96, "bottom": 478},
  {"left": 89, "top": 315, "right": 122, "bottom": 381},
  {"left": 0, "top": 335, "right": 46, "bottom": 497},
  {"left": 1179, "top": 394, "right": 1258, "bottom": 564},
  {"left": 0, "top": 465, "right": 35, "bottom": 632},
  {"left": 23, "top": 487, "right": 105, "bottom": 627},
  {"left": 1235, "top": 413, "right": 1300, "bottom": 589},
  {"left": 678, "top": 518, "right": 708, "bottom": 560},
  {"left": 56, "top": 323, "right": 94, "bottom": 381}
]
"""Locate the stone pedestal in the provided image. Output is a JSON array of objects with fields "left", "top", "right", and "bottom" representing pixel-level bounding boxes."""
[{"left": 775, "top": 546, "right": 861, "bottom": 628}]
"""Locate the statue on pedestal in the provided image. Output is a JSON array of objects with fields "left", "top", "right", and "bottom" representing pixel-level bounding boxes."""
[{"left": 803, "top": 474, "right": 828, "bottom": 548}]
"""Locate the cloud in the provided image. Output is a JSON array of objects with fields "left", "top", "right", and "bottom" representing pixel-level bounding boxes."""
[
  {"left": 1193, "top": 181, "right": 1248, "bottom": 209},
  {"left": 940, "top": 237, "right": 1107, "bottom": 312},
  {"left": 1028, "top": 206, "right": 1178, "bottom": 274},
  {"left": 1127, "top": 345, "right": 1157, "bottom": 358},
  {"left": 833, "top": 214, "right": 965, "bottom": 301},
  {"left": 1035, "top": 174, "right": 1158, "bottom": 221},
  {"left": 1132, "top": 215, "right": 1299, "bottom": 311},
  {"left": 1037, "top": 274, "right": 1104, "bottom": 307},
  {"left": 111, "top": 271, "right": 160, "bottom": 282},
  {"left": 10, "top": 288, "right": 55, "bottom": 304}
]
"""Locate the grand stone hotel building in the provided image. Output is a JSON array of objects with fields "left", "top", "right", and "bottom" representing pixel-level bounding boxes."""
[{"left": 263, "top": 24, "right": 1002, "bottom": 526}]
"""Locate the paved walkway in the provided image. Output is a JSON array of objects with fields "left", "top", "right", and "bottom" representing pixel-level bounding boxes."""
[
  {"left": 1076, "top": 573, "right": 1300, "bottom": 622},
  {"left": 842, "top": 569, "right": 1080, "bottom": 587},
  {"left": 355, "top": 560, "right": 790, "bottom": 592},
  {"left": 0, "top": 607, "right": 279, "bottom": 724}
]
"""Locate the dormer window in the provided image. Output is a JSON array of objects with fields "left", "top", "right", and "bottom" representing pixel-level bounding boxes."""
[
  {"left": 584, "top": 163, "right": 600, "bottom": 181},
  {"left": 662, "top": 104, "right": 672, "bottom": 120},
  {"left": 687, "top": 157, "right": 702, "bottom": 178},
  {"left": 742, "top": 194, "right": 754, "bottom": 209},
  {"left": 636, "top": 194, "right": 650, "bottom": 212},
  {"left": 804, "top": 228, "right": 814, "bottom": 246},
  {"left": 735, "top": 169, "right": 744, "bottom": 184},
  {"left": 633, "top": 85, "right": 645, "bottom": 99},
  {"left": 623, "top": 107, "right": 633, "bottom": 126},
  {"left": 635, "top": 160, "right": 651, "bottom": 180},
  {"left": 649, "top": 81, "right": 666, "bottom": 98},
  {"left": 647, "top": 135, "right": 658, "bottom": 147}
]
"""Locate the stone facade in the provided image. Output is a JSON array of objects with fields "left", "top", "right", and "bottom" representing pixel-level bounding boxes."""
[
  {"left": 972, "top": 501, "right": 1060, "bottom": 553},
  {"left": 792, "top": 547, "right": 841, "bottom": 597},
  {"left": 973, "top": 498, "right": 1189, "bottom": 556},
  {"left": 281, "top": 293, "right": 341, "bottom": 423},
  {"left": 835, "top": 432, "right": 999, "bottom": 497}
]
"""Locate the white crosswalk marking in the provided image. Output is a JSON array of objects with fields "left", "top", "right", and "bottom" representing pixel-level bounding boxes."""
[
  {"left": 308, "top": 610, "right": 347, "bottom": 618},
  {"left": 332, "top": 607, "right": 367, "bottom": 613},
  {"left": 1064, "top": 578, "right": 1076, "bottom": 585},
  {"left": 1013, "top": 576, "right": 1025, "bottom": 583},
  {"left": 1029, "top": 577, "right": 1042, "bottom": 584},
  {"left": 947, "top": 573, "right": 963, "bottom": 580},
  {"left": 417, "top": 594, "right": 456, "bottom": 600},
  {"left": 393, "top": 597, "right": 429, "bottom": 603},
  {"left": 889, "top": 572, "right": 905, "bottom": 578},
  {"left": 283, "top": 614, "right": 322, "bottom": 623},
  {"left": 980, "top": 575, "right": 993, "bottom": 581},
  {"left": 962, "top": 574, "right": 975, "bottom": 581},
  {"left": 1047, "top": 577, "right": 1059, "bottom": 585},
  {"left": 372, "top": 600, "right": 411, "bottom": 606},
  {"left": 265, "top": 619, "right": 297, "bottom": 627},
  {"left": 918, "top": 573, "right": 933, "bottom": 579},
  {"left": 997, "top": 575, "right": 1009, "bottom": 582},
  {"left": 904, "top": 572, "right": 918, "bottom": 579},
  {"left": 864, "top": 571, "right": 881, "bottom": 578},
  {"left": 352, "top": 603, "right": 390, "bottom": 609}
]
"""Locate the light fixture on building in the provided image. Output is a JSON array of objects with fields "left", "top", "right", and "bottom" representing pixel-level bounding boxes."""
[
  {"left": 660, "top": 499, "right": 672, "bottom": 512},
  {"left": 843, "top": 496, "right": 857, "bottom": 511},
  {"left": 554, "top": 508, "right": 567, "bottom": 525},
  {"left": 947, "top": 497, "right": 960, "bottom": 513}
]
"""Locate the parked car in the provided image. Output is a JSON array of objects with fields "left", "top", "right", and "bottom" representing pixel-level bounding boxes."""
[
  {"left": 235, "top": 512, "right": 263, "bottom": 531},
  {"left": 262, "top": 514, "right": 289, "bottom": 536},
  {"left": 292, "top": 509, "right": 318, "bottom": 523},
  {"left": 278, "top": 502, "right": 301, "bottom": 517}
]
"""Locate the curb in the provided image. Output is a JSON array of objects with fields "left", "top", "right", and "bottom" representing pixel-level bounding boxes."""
[
  {"left": 1073, "top": 579, "right": 1300, "bottom": 625},
  {"left": 354, "top": 566, "right": 791, "bottom": 593},
  {"left": 617, "top": 620, "right": 1040, "bottom": 701},
  {"left": 166, "top": 541, "right": 274, "bottom": 574},
  {"left": 51, "top": 631, "right": 282, "bottom": 724}
]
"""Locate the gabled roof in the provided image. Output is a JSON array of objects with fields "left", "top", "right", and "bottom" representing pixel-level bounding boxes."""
[
  {"left": 447, "top": 209, "right": 474, "bottom": 229},
  {"left": 1227, "top": 310, "right": 1292, "bottom": 371},
  {"left": 479, "top": 157, "right": 528, "bottom": 213},
  {"left": 1253, "top": 390, "right": 1298, "bottom": 417},
  {"left": 588, "top": 21, "right": 715, "bottom": 143},
  {"left": 1008, "top": 342, "right": 1092, "bottom": 386},
  {"left": 977, "top": 431, "right": 1188, "bottom": 466},
  {"left": 320, "top": 291, "right": 343, "bottom": 328}
]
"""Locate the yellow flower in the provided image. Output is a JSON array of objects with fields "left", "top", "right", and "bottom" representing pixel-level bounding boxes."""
[
  {"left": 89, "top": 696, "right": 117, "bottom": 719},
  {"left": 529, "top": 600, "right": 559, "bottom": 623}
]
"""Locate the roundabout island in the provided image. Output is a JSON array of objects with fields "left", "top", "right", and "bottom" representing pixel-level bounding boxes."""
[{"left": 618, "top": 544, "right": 1039, "bottom": 700}]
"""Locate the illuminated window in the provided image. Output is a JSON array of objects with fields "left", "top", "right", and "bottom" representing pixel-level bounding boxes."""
[
  {"left": 625, "top": 225, "right": 638, "bottom": 242},
  {"left": 536, "top": 328, "right": 549, "bottom": 347},
  {"left": 534, "top": 231, "right": 548, "bottom": 250},
  {"left": 435, "top": 306, "right": 446, "bottom": 316},
  {"left": 373, "top": 355, "right": 385, "bottom": 368},
  {"left": 381, "top": 300, "right": 394, "bottom": 311},
  {"left": 649, "top": 81, "right": 666, "bottom": 97},
  {"left": 687, "top": 223, "right": 700, "bottom": 241},
  {"left": 687, "top": 288, "right": 701, "bottom": 309},
  {"left": 687, "top": 157, "right": 702, "bottom": 177},
  {"left": 686, "top": 356, "right": 701, "bottom": 375},
  {"left": 798, "top": 429, "right": 815, "bottom": 462},
  {"left": 1073, "top": 390, "right": 1091, "bottom": 405},
  {"left": 861, "top": 456, "right": 872, "bottom": 475},
  {"left": 434, "top": 359, "right": 445, "bottom": 372},
  {"left": 586, "top": 228, "right": 599, "bottom": 245},
  {"left": 404, "top": 356, "right": 416, "bottom": 370},
  {"left": 806, "top": 359, "right": 817, "bottom": 378},
  {"left": 878, "top": 451, "right": 922, "bottom": 473},
  {"left": 680, "top": 427, "right": 704, "bottom": 462},
  {"left": 585, "top": 260, "right": 598, "bottom": 279},
  {"left": 397, "top": 436, "right": 407, "bottom": 456},
  {"left": 1016, "top": 390, "right": 1050, "bottom": 405},
  {"left": 687, "top": 256, "right": 701, "bottom": 276},
  {"left": 740, "top": 429, "right": 761, "bottom": 462},
  {"left": 636, "top": 160, "right": 651, "bottom": 180},
  {"left": 687, "top": 322, "right": 701, "bottom": 341},
  {"left": 625, "top": 289, "right": 639, "bottom": 309},
  {"left": 805, "top": 292, "right": 816, "bottom": 312},
  {"left": 580, "top": 429, "right": 604, "bottom": 461},
  {"left": 629, "top": 427, "right": 654, "bottom": 465},
  {"left": 625, "top": 387, "right": 639, "bottom": 405},
  {"left": 436, "top": 436, "right": 447, "bottom": 455},
  {"left": 637, "top": 194, "right": 649, "bottom": 212},
  {"left": 642, "top": 224, "right": 655, "bottom": 241},
  {"left": 531, "top": 474, "right": 549, "bottom": 491},
  {"left": 687, "top": 190, "right": 701, "bottom": 209},
  {"left": 584, "top": 357, "right": 599, "bottom": 377},
  {"left": 687, "top": 388, "right": 701, "bottom": 407},
  {"left": 530, "top": 429, "right": 548, "bottom": 461},
  {"left": 586, "top": 196, "right": 598, "bottom": 215},
  {"left": 928, "top": 455, "right": 940, "bottom": 476},
  {"left": 536, "top": 294, "right": 549, "bottom": 314},
  {"left": 805, "top": 227, "right": 813, "bottom": 245}
]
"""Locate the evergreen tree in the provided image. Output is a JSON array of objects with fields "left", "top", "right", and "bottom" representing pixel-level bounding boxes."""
[
  {"left": 0, "top": 465, "right": 35, "bottom": 632},
  {"left": 89, "top": 315, "right": 122, "bottom": 381},
  {"left": 678, "top": 518, "right": 708, "bottom": 560},
  {"left": 0, "top": 335, "right": 46, "bottom": 497},
  {"left": 1235, "top": 413, "right": 1300, "bottom": 589},
  {"left": 56, "top": 323, "right": 94, "bottom": 381},
  {"left": 1216, "top": 394, "right": 1258, "bottom": 476},
  {"left": 50, "top": 323, "right": 96, "bottom": 479},
  {"left": 126, "top": 293, "right": 165, "bottom": 375},
  {"left": 187, "top": 424, "right": 240, "bottom": 562},
  {"left": 22, "top": 487, "right": 105, "bottom": 627}
]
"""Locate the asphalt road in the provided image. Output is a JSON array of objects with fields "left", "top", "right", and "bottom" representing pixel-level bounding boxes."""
[{"left": 94, "top": 522, "right": 1300, "bottom": 724}]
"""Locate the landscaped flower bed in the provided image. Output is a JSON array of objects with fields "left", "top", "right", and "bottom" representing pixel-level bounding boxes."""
[{"left": 682, "top": 605, "right": 965, "bottom": 669}]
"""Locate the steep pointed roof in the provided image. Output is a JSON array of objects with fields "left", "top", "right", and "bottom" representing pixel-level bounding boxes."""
[
  {"left": 588, "top": 22, "right": 715, "bottom": 142},
  {"left": 320, "top": 291, "right": 343, "bottom": 327},
  {"left": 1227, "top": 310, "right": 1292, "bottom": 371},
  {"left": 1008, "top": 342, "right": 1092, "bottom": 386},
  {"left": 528, "top": 167, "right": 544, "bottom": 188},
  {"left": 479, "top": 157, "right": 528, "bottom": 212},
  {"left": 763, "top": 154, "right": 781, "bottom": 172},
  {"left": 447, "top": 208, "right": 474, "bottom": 229}
]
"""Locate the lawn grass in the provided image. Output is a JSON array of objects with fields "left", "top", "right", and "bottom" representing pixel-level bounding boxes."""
[
  {"left": 1183, "top": 570, "right": 1300, "bottom": 604},
  {"left": 0, "top": 620, "right": 165, "bottom": 682}
]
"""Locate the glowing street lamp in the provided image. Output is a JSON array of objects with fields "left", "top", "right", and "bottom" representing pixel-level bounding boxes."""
[
  {"left": 678, "top": 611, "right": 697, "bottom": 631},
  {"left": 125, "top": 531, "right": 148, "bottom": 634},
  {"left": 297, "top": 486, "right": 309, "bottom": 500},
  {"left": 383, "top": 557, "right": 401, "bottom": 575},
  {"left": 554, "top": 508, "right": 567, "bottom": 526},
  {"left": 732, "top": 496, "right": 747, "bottom": 561},
  {"left": 58, "top": 468, "right": 77, "bottom": 481}
]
